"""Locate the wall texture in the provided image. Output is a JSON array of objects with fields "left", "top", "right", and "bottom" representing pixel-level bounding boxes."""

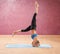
[{"left": 0, "top": 0, "right": 60, "bottom": 35}]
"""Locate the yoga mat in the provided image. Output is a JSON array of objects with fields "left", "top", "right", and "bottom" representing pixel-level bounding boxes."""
[{"left": 6, "top": 44, "right": 52, "bottom": 48}]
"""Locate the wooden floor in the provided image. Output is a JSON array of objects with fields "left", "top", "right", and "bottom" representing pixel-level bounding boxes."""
[{"left": 0, "top": 35, "right": 60, "bottom": 54}]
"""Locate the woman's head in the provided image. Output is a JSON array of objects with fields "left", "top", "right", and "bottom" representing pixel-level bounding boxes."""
[{"left": 32, "top": 40, "right": 40, "bottom": 47}]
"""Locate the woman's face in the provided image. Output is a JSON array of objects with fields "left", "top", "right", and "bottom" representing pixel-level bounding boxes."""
[
  {"left": 32, "top": 41, "right": 40, "bottom": 47},
  {"left": 35, "top": 43, "right": 40, "bottom": 47}
]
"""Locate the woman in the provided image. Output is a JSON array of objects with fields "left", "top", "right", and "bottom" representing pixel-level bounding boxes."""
[{"left": 12, "top": 1, "right": 40, "bottom": 47}]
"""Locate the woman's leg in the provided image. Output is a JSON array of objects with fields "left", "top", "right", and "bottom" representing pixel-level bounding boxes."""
[
  {"left": 12, "top": 25, "right": 31, "bottom": 36},
  {"left": 31, "top": 1, "right": 39, "bottom": 30},
  {"left": 21, "top": 25, "right": 31, "bottom": 32},
  {"left": 35, "top": 1, "right": 39, "bottom": 14}
]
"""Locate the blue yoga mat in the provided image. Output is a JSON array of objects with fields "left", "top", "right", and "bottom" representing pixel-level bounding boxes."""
[{"left": 6, "top": 44, "right": 52, "bottom": 48}]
